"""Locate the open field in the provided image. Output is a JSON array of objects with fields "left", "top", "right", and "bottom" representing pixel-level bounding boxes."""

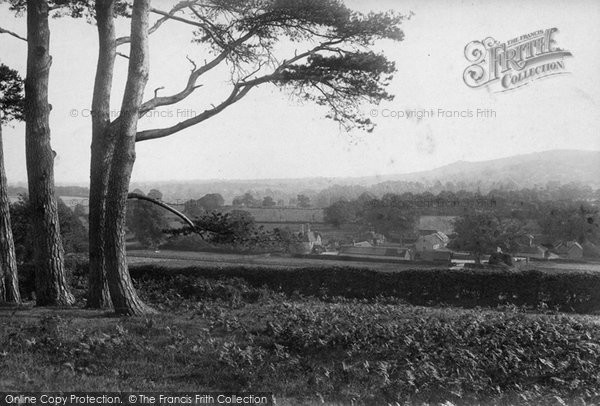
[
  {"left": 127, "top": 249, "right": 600, "bottom": 274},
  {"left": 2, "top": 270, "right": 600, "bottom": 405},
  {"left": 126, "top": 249, "right": 432, "bottom": 271}
]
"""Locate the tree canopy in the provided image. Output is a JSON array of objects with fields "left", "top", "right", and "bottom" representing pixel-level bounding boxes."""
[
  {"left": 448, "top": 212, "right": 527, "bottom": 262},
  {"left": 0, "top": 63, "right": 24, "bottom": 124}
]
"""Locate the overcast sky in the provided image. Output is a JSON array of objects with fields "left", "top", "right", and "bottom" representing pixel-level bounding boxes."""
[{"left": 0, "top": 0, "right": 598, "bottom": 185}]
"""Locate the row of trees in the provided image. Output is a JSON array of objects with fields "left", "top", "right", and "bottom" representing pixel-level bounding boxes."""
[
  {"left": 324, "top": 191, "right": 600, "bottom": 250},
  {"left": 232, "top": 192, "right": 311, "bottom": 208},
  {"left": 325, "top": 193, "right": 418, "bottom": 238},
  {"left": 0, "top": 0, "right": 406, "bottom": 314},
  {"left": 449, "top": 213, "right": 528, "bottom": 263},
  {"left": 314, "top": 181, "right": 600, "bottom": 208}
]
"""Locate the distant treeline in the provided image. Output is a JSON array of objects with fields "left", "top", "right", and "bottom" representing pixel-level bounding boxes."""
[
  {"left": 324, "top": 189, "right": 600, "bottom": 246},
  {"left": 314, "top": 180, "right": 600, "bottom": 209},
  {"left": 8, "top": 185, "right": 89, "bottom": 197},
  {"left": 8, "top": 180, "right": 599, "bottom": 209}
]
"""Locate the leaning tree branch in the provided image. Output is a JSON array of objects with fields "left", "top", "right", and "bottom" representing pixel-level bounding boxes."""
[
  {"left": 0, "top": 26, "right": 27, "bottom": 42},
  {"left": 136, "top": 80, "right": 259, "bottom": 142},
  {"left": 127, "top": 193, "right": 195, "bottom": 228},
  {"left": 136, "top": 40, "right": 349, "bottom": 141}
]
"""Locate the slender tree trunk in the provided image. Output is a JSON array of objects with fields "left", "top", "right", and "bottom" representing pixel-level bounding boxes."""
[
  {"left": 87, "top": 0, "right": 117, "bottom": 309},
  {"left": 25, "top": 0, "right": 73, "bottom": 306},
  {"left": 0, "top": 123, "right": 5, "bottom": 302},
  {"left": 0, "top": 124, "right": 20, "bottom": 303},
  {"left": 87, "top": 136, "right": 113, "bottom": 308},
  {"left": 105, "top": 134, "right": 154, "bottom": 315},
  {"left": 103, "top": 0, "right": 155, "bottom": 315},
  {"left": 0, "top": 236, "right": 4, "bottom": 301}
]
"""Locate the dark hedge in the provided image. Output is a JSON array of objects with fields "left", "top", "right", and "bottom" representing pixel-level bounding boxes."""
[{"left": 129, "top": 265, "right": 600, "bottom": 314}]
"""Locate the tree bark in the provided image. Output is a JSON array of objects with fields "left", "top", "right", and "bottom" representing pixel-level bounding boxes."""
[
  {"left": 0, "top": 124, "right": 20, "bottom": 303},
  {"left": 87, "top": 134, "right": 113, "bottom": 308},
  {"left": 25, "top": 0, "right": 73, "bottom": 306},
  {"left": 103, "top": 0, "right": 155, "bottom": 315},
  {"left": 87, "top": 0, "right": 117, "bottom": 309}
]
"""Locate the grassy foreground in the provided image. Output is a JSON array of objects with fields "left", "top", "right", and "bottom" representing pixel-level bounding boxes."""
[{"left": 1, "top": 273, "right": 600, "bottom": 405}]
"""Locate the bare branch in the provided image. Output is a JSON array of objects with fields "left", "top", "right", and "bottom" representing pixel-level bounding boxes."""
[
  {"left": 136, "top": 38, "right": 347, "bottom": 141},
  {"left": 139, "top": 29, "right": 256, "bottom": 116},
  {"left": 148, "top": 6, "right": 205, "bottom": 29},
  {"left": 0, "top": 26, "right": 27, "bottom": 42},
  {"left": 187, "top": 5, "right": 233, "bottom": 50},
  {"left": 153, "top": 86, "right": 165, "bottom": 97},
  {"left": 117, "top": 52, "right": 130, "bottom": 59},
  {"left": 116, "top": 1, "right": 195, "bottom": 46},
  {"left": 136, "top": 83, "right": 252, "bottom": 142},
  {"left": 185, "top": 55, "right": 197, "bottom": 71}
]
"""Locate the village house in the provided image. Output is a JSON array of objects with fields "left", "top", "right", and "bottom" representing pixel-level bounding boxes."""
[
  {"left": 553, "top": 240, "right": 584, "bottom": 259},
  {"left": 415, "top": 231, "right": 450, "bottom": 252},
  {"left": 290, "top": 224, "right": 323, "bottom": 254},
  {"left": 511, "top": 235, "right": 551, "bottom": 260}
]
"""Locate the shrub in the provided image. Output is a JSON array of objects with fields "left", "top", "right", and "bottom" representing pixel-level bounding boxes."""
[{"left": 17, "top": 253, "right": 89, "bottom": 301}]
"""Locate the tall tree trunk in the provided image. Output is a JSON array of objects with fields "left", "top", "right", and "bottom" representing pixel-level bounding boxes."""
[
  {"left": 87, "top": 137, "right": 113, "bottom": 308},
  {"left": 0, "top": 123, "right": 5, "bottom": 302},
  {"left": 25, "top": 0, "right": 73, "bottom": 306},
  {"left": 103, "top": 0, "right": 154, "bottom": 315},
  {"left": 87, "top": 0, "right": 117, "bottom": 309},
  {"left": 0, "top": 124, "right": 20, "bottom": 303}
]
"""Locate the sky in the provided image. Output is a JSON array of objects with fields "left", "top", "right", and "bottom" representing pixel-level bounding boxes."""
[{"left": 0, "top": 0, "right": 599, "bottom": 185}]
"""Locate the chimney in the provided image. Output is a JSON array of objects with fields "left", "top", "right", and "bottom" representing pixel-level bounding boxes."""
[
  {"left": 306, "top": 223, "right": 311, "bottom": 234},
  {"left": 300, "top": 224, "right": 305, "bottom": 235}
]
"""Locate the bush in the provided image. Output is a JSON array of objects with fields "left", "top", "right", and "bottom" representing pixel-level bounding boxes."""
[
  {"left": 130, "top": 265, "right": 600, "bottom": 314},
  {"left": 17, "top": 253, "right": 89, "bottom": 301}
]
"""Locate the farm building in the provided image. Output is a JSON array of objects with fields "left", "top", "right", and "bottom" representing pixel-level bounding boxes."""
[
  {"left": 418, "top": 249, "right": 452, "bottom": 262},
  {"left": 512, "top": 245, "right": 550, "bottom": 260}
]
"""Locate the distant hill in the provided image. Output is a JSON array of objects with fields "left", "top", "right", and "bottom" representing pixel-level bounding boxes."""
[
  {"left": 8, "top": 150, "right": 600, "bottom": 204},
  {"left": 128, "top": 150, "right": 600, "bottom": 202},
  {"left": 382, "top": 150, "right": 600, "bottom": 188}
]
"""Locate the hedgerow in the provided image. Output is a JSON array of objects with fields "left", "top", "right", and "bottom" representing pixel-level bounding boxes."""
[{"left": 130, "top": 265, "right": 600, "bottom": 313}]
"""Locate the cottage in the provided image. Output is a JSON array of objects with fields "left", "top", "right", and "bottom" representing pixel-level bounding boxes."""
[
  {"left": 415, "top": 232, "right": 450, "bottom": 252},
  {"left": 582, "top": 241, "right": 600, "bottom": 258},
  {"left": 554, "top": 240, "right": 583, "bottom": 259},
  {"left": 290, "top": 224, "right": 322, "bottom": 254}
]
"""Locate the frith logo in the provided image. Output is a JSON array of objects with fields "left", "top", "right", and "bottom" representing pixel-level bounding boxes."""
[{"left": 463, "top": 28, "right": 572, "bottom": 92}]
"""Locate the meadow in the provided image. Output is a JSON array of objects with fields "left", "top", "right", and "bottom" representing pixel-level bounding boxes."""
[{"left": 2, "top": 261, "right": 600, "bottom": 405}]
